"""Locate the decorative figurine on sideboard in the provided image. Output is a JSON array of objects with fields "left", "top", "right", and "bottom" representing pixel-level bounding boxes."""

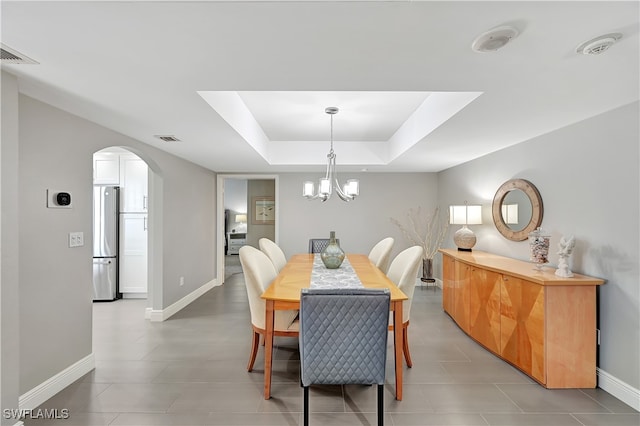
[{"left": 555, "top": 235, "right": 576, "bottom": 277}]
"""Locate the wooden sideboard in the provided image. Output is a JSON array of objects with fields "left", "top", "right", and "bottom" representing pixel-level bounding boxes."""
[{"left": 439, "top": 249, "right": 605, "bottom": 388}]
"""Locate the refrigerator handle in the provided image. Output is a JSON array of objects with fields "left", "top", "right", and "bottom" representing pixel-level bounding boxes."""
[
  {"left": 94, "top": 259, "right": 112, "bottom": 265},
  {"left": 143, "top": 195, "right": 148, "bottom": 210},
  {"left": 143, "top": 217, "right": 148, "bottom": 231}
]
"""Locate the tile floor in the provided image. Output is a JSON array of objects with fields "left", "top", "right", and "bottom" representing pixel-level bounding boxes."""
[{"left": 25, "top": 256, "right": 639, "bottom": 425}]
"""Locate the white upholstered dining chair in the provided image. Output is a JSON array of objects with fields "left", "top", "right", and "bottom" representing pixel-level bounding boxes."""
[
  {"left": 258, "top": 238, "right": 287, "bottom": 273},
  {"left": 386, "top": 245, "right": 423, "bottom": 368},
  {"left": 368, "top": 237, "right": 394, "bottom": 274},
  {"left": 239, "top": 245, "right": 299, "bottom": 372}
]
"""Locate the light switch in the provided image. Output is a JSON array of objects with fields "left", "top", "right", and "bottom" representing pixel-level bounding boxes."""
[{"left": 69, "top": 232, "right": 84, "bottom": 248}]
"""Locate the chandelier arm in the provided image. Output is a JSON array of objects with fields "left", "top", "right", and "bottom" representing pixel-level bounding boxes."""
[
  {"left": 332, "top": 161, "right": 354, "bottom": 201},
  {"left": 334, "top": 177, "right": 353, "bottom": 201},
  {"left": 306, "top": 193, "right": 319, "bottom": 200}
]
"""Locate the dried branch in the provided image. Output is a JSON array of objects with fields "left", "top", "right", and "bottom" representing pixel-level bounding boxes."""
[{"left": 390, "top": 206, "right": 449, "bottom": 259}]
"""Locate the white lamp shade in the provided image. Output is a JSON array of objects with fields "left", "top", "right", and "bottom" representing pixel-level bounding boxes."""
[
  {"left": 344, "top": 179, "right": 359, "bottom": 196},
  {"left": 450, "top": 204, "right": 482, "bottom": 225},
  {"left": 319, "top": 178, "right": 331, "bottom": 195},
  {"left": 450, "top": 205, "right": 467, "bottom": 225},
  {"left": 303, "top": 181, "right": 315, "bottom": 197},
  {"left": 466, "top": 205, "right": 483, "bottom": 225},
  {"left": 234, "top": 214, "right": 247, "bottom": 223}
]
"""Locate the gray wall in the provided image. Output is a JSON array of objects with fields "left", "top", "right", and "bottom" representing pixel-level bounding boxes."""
[
  {"left": 437, "top": 101, "right": 640, "bottom": 390},
  {"left": 1, "top": 71, "right": 21, "bottom": 425},
  {"left": 7, "top": 85, "right": 216, "bottom": 395},
  {"left": 277, "top": 172, "right": 440, "bottom": 260}
]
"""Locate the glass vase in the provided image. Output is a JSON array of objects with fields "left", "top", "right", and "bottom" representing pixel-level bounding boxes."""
[
  {"left": 321, "top": 231, "right": 345, "bottom": 269},
  {"left": 421, "top": 258, "right": 435, "bottom": 283},
  {"left": 528, "top": 227, "right": 550, "bottom": 271}
]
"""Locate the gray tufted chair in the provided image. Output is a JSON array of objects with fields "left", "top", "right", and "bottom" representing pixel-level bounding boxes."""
[
  {"left": 308, "top": 238, "right": 339, "bottom": 253},
  {"left": 299, "top": 288, "right": 390, "bottom": 426}
]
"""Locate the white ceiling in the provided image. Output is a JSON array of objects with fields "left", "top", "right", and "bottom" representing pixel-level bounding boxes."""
[{"left": 2, "top": 1, "right": 638, "bottom": 173}]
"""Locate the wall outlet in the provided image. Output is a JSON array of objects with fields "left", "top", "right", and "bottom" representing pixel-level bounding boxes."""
[
  {"left": 179, "top": 276, "right": 185, "bottom": 286},
  {"left": 69, "top": 232, "right": 84, "bottom": 247}
]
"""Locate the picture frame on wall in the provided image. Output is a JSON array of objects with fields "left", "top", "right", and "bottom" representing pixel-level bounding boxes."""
[{"left": 252, "top": 196, "right": 275, "bottom": 225}]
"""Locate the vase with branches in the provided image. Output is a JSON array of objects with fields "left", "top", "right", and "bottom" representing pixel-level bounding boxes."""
[{"left": 390, "top": 206, "right": 449, "bottom": 282}]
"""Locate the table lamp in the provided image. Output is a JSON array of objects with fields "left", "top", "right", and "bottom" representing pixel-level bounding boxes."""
[{"left": 450, "top": 204, "right": 482, "bottom": 251}]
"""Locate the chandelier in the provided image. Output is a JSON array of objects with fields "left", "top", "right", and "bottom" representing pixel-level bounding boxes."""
[{"left": 302, "top": 107, "right": 359, "bottom": 202}]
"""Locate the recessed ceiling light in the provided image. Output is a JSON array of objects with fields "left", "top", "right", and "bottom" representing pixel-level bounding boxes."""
[
  {"left": 576, "top": 33, "right": 622, "bottom": 55},
  {"left": 471, "top": 26, "right": 519, "bottom": 53}
]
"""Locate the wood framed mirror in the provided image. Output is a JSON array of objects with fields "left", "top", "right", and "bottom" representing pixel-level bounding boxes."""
[{"left": 492, "top": 179, "right": 543, "bottom": 241}]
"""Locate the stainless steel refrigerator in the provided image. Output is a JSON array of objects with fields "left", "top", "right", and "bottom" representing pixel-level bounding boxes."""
[{"left": 92, "top": 185, "right": 120, "bottom": 301}]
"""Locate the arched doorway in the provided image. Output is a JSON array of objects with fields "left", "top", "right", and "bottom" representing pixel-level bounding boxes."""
[{"left": 92, "top": 146, "right": 163, "bottom": 317}]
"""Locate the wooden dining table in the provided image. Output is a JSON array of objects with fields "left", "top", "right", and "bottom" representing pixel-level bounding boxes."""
[{"left": 260, "top": 253, "right": 408, "bottom": 400}]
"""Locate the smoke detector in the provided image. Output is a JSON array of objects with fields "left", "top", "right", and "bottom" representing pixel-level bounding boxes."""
[
  {"left": 576, "top": 33, "right": 622, "bottom": 55},
  {"left": 471, "top": 26, "right": 519, "bottom": 53}
]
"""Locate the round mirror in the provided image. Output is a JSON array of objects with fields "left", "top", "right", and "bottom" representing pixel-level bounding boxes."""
[{"left": 492, "top": 179, "right": 543, "bottom": 241}]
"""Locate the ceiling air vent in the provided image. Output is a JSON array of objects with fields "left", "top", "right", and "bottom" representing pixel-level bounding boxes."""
[
  {"left": 154, "top": 135, "right": 181, "bottom": 142},
  {"left": 576, "top": 33, "right": 622, "bottom": 55},
  {"left": 0, "top": 44, "right": 38, "bottom": 64}
]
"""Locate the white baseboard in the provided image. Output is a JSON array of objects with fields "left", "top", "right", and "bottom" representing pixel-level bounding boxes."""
[
  {"left": 597, "top": 367, "right": 640, "bottom": 411},
  {"left": 19, "top": 354, "right": 95, "bottom": 411},
  {"left": 121, "top": 292, "right": 147, "bottom": 299},
  {"left": 148, "top": 278, "right": 218, "bottom": 322}
]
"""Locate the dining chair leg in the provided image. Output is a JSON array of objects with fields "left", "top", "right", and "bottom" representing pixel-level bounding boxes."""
[
  {"left": 303, "top": 386, "right": 310, "bottom": 426},
  {"left": 377, "top": 383, "right": 384, "bottom": 426},
  {"left": 402, "top": 323, "right": 413, "bottom": 368},
  {"left": 247, "top": 330, "right": 260, "bottom": 371}
]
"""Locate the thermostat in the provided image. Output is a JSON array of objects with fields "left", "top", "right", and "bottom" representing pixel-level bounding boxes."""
[{"left": 47, "top": 189, "right": 73, "bottom": 209}]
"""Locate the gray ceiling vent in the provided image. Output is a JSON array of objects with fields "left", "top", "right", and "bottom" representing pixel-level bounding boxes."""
[
  {"left": 576, "top": 33, "right": 623, "bottom": 55},
  {"left": 0, "top": 44, "right": 38, "bottom": 64},
  {"left": 154, "top": 135, "right": 181, "bottom": 142}
]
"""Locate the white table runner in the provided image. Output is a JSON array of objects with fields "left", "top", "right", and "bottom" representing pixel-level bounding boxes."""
[{"left": 310, "top": 254, "right": 364, "bottom": 289}]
